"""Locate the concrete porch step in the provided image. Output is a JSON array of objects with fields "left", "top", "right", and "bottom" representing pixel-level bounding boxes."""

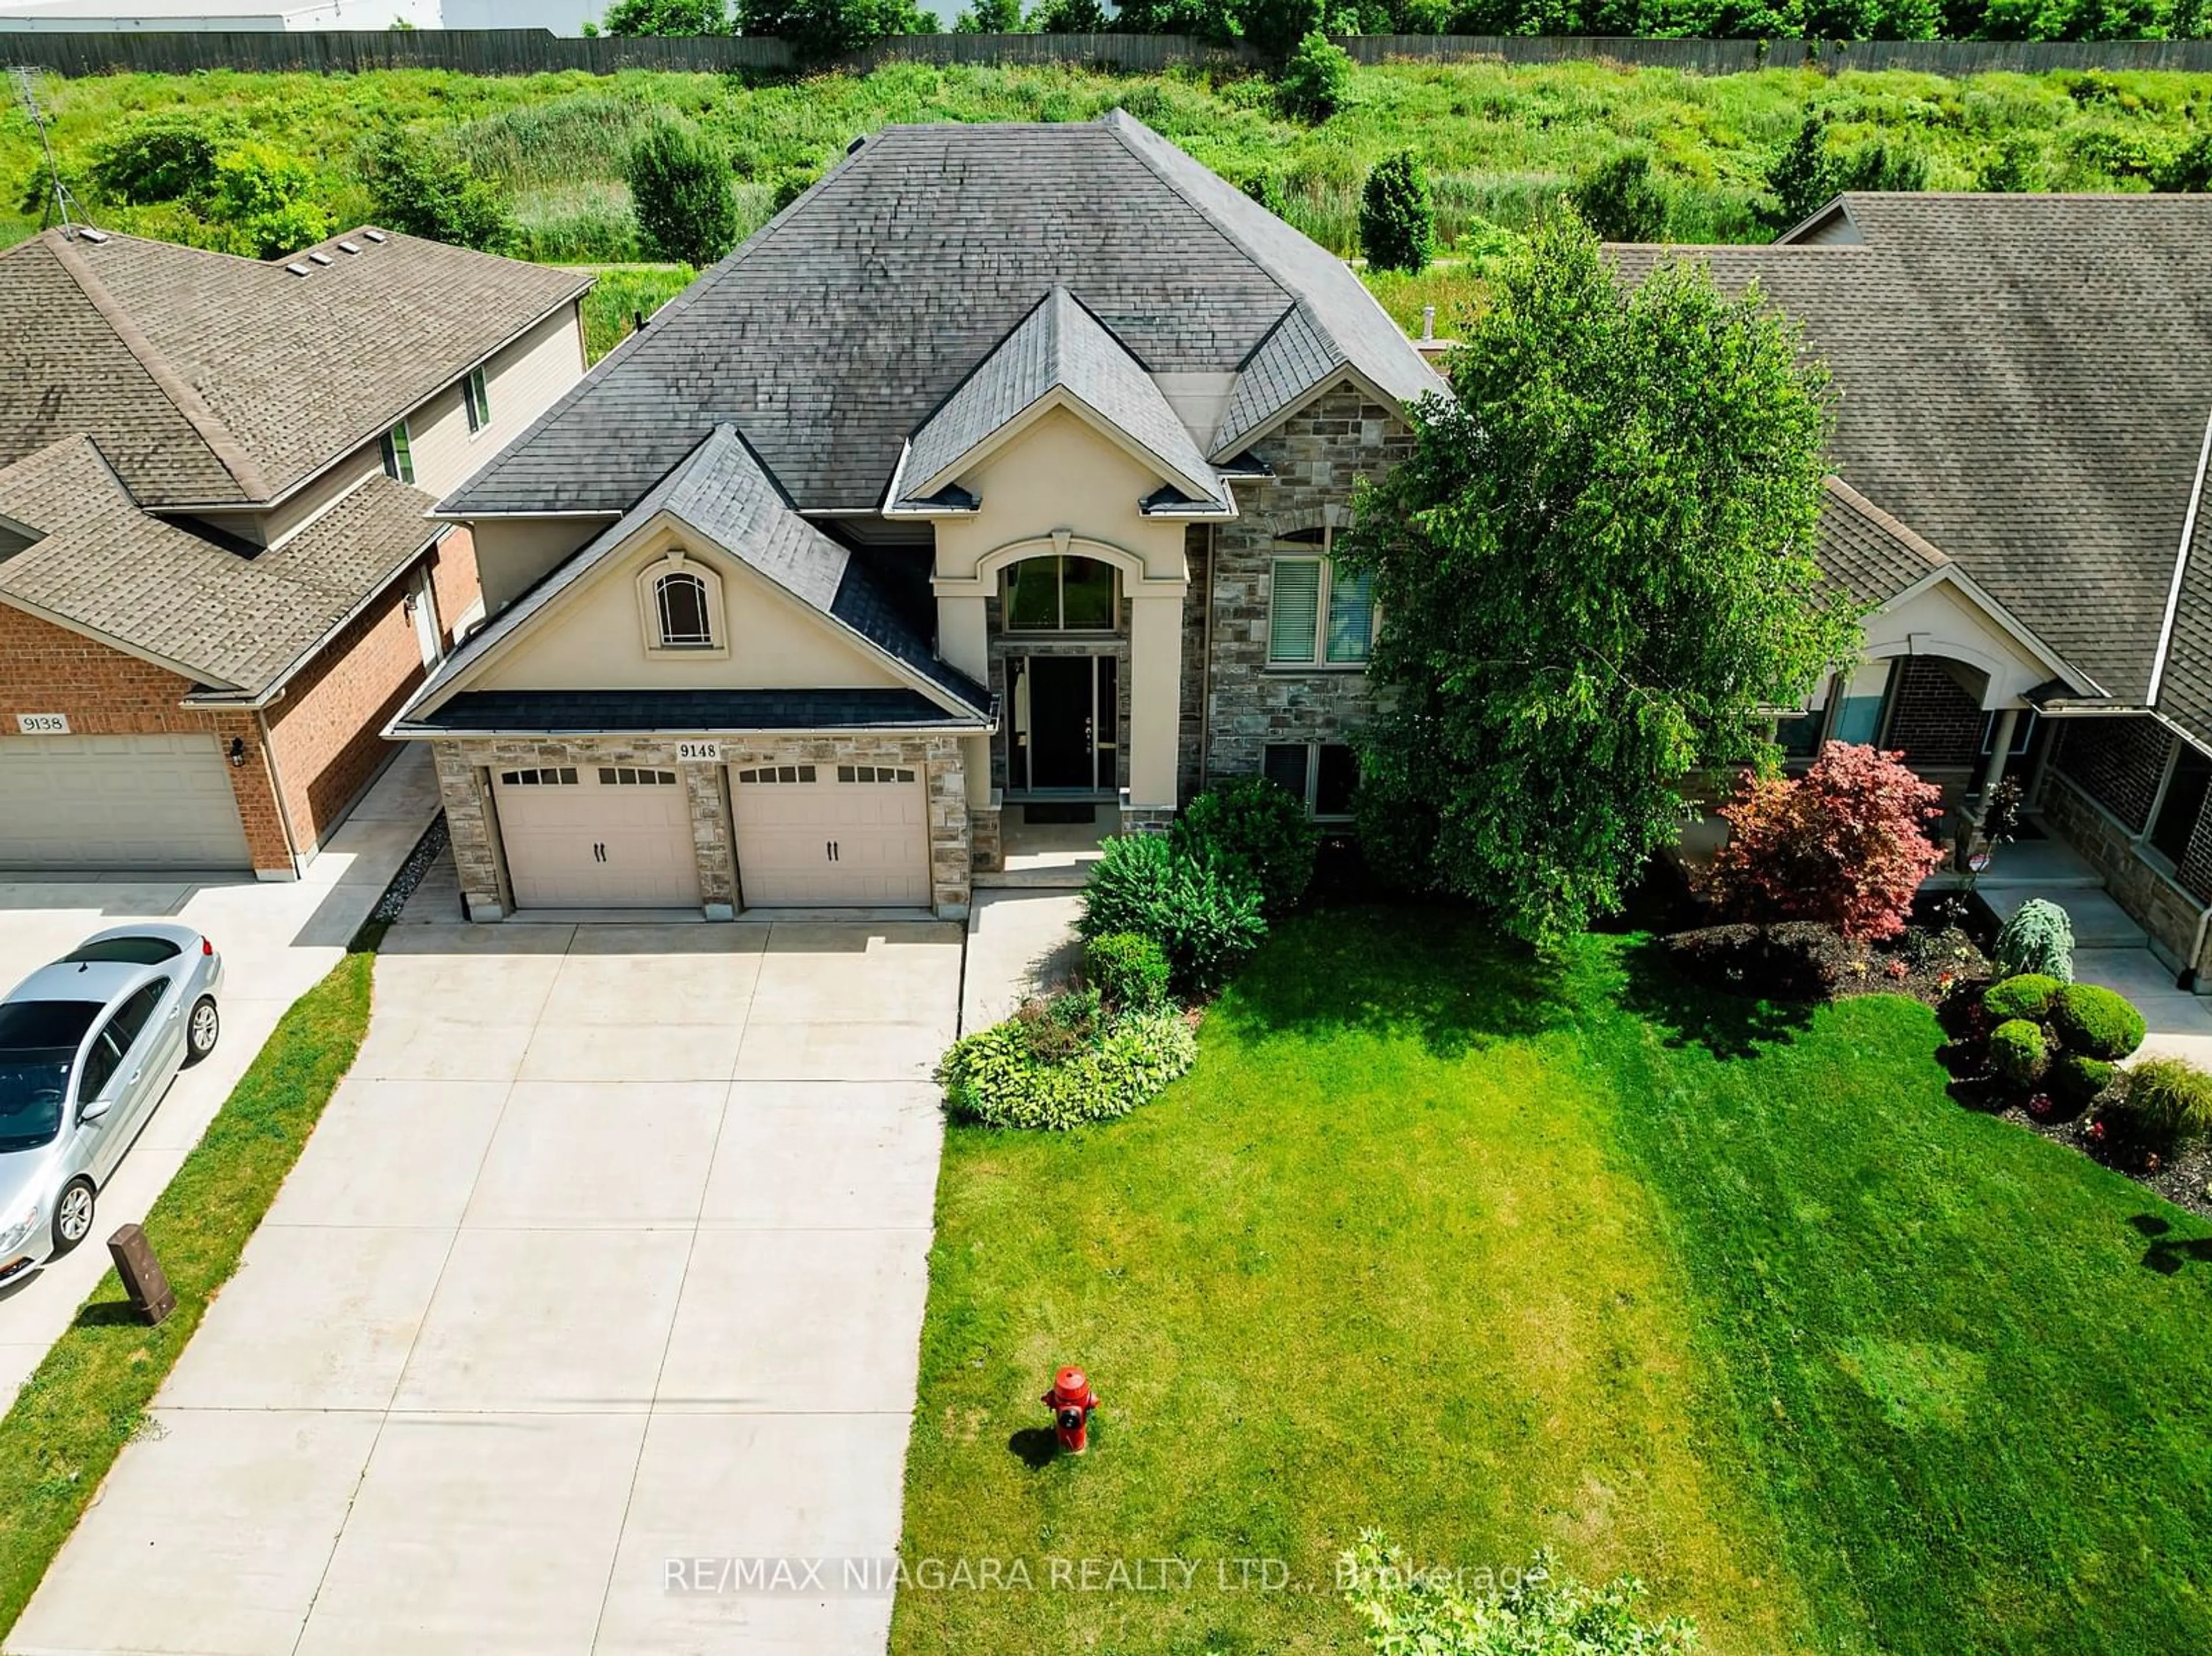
[
  {"left": 1982, "top": 884, "right": 2150, "bottom": 950},
  {"left": 1973, "top": 835, "right": 2107, "bottom": 890},
  {"left": 975, "top": 866, "right": 1094, "bottom": 890}
]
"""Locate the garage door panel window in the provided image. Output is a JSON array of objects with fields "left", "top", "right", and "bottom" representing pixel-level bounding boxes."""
[
  {"left": 499, "top": 767, "right": 579, "bottom": 786},
  {"left": 737, "top": 765, "right": 819, "bottom": 784},
  {"left": 836, "top": 766, "right": 916, "bottom": 783},
  {"left": 597, "top": 767, "right": 677, "bottom": 786}
]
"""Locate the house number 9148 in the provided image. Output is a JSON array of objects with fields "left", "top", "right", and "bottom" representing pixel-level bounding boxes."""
[{"left": 676, "top": 740, "right": 722, "bottom": 763}]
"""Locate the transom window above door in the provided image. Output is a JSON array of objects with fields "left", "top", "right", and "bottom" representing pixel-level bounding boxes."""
[
  {"left": 1003, "top": 555, "right": 1118, "bottom": 632},
  {"left": 1268, "top": 527, "right": 1374, "bottom": 667}
]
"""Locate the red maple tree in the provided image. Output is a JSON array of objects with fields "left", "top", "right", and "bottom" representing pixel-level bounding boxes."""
[{"left": 1701, "top": 742, "right": 1946, "bottom": 941}]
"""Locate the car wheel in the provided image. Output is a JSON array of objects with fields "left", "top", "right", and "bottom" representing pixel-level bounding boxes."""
[
  {"left": 52, "top": 1178, "right": 96, "bottom": 1255},
  {"left": 184, "top": 996, "right": 220, "bottom": 1065}
]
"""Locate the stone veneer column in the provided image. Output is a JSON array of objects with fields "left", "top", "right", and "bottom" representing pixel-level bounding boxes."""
[
  {"left": 683, "top": 761, "right": 738, "bottom": 918},
  {"left": 431, "top": 741, "right": 507, "bottom": 921},
  {"left": 1127, "top": 592, "right": 1185, "bottom": 812}
]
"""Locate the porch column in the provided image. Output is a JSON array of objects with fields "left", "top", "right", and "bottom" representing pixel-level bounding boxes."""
[
  {"left": 937, "top": 593, "right": 988, "bottom": 684},
  {"left": 1975, "top": 707, "right": 2021, "bottom": 821},
  {"left": 1128, "top": 592, "right": 1185, "bottom": 812}
]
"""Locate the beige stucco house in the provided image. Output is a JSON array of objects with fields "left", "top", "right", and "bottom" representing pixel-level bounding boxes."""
[
  {"left": 0, "top": 225, "right": 588, "bottom": 876},
  {"left": 392, "top": 112, "right": 1443, "bottom": 920}
]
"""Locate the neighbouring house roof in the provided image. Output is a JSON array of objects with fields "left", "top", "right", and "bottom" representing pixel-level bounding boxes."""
[
  {"left": 894, "top": 286, "right": 1229, "bottom": 513},
  {"left": 0, "top": 226, "right": 589, "bottom": 509},
  {"left": 399, "top": 425, "right": 990, "bottom": 732},
  {"left": 0, "top": 435, "right": 440, "bottom": 695},
  {"left": 407, "top": 688, "right": 975, "bottom": 736},
  {"left": 441, "top": 110, "right": 1444, "bottom": 520},
  {"left": 1606, "top": 192, "right": 2212, "bottom": 730}
]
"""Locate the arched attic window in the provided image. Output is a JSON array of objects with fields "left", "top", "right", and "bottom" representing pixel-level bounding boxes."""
[{"left": 638, "top": 552, "right": 724, "bottom": 653}]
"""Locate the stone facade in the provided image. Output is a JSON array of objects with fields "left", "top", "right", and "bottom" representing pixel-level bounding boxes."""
[
  {"left": 429, "top": 732, "right": 970, "bottom": 920},
  {"left": 1177, "top": 524, "right": 1210, "bottom": 802},
  {"left": 972, "top": 802, "right": 1003, "bottom": 873},
  {"left": 1202, "top": 382, "right": 1416, "bottom": 786},
  {"left": 2043, "top": 772, "right": 2210, "bottom": 975}
]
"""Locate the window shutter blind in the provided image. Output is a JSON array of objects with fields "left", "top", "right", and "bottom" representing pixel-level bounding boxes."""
[
  {"left": 1325, "top": 567, "right": 1374, "bottom": 664},
  {"left": 1270, "top": 559, "right": 1321, "bottom": 663}
]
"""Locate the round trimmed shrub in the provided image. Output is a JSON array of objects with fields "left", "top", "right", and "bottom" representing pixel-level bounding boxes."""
[
  {"left": 1085, "top": 932, "right": 1172, "bottom": 1014},
  {"left": 1080, "top": 832, "right": 1266, "bottom": 997},
  {"left": 1990, "top": 1018, "right": 2048, "bottom": 1086},
  {"left": 2121, "top": 1056, "right": 2212, "bottom": 1150},
  {"left": 1172, "top": 777, "right": 1319, "bottom": 918},
  {"left": 938, "top": 1008, "right": 1196, "bottom": 1131},
  {"left": 1982, "top": 973, "right": 2062, "bottom": 1024},
  {"left": 1993, "top": 897, "right": 2074, "bottom": 983},
  {"left": 2050, "top": 983, "right": 2147, "bottom": 1062},
  {"left": 2049, "top": 1052, "right": 2116, "bottom": 1107}
]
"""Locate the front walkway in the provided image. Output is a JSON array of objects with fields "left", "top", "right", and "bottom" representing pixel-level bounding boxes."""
[
  {"left": 10, "top": 914, "right": 962, "bottom": 1656},
  {"left": 0, "top": 746, "right": 442, "bottom": 1400}
]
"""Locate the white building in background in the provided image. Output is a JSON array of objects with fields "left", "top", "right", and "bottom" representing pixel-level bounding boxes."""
[{"left": 0, "top": 0, "right": 439, "bottom": 26}]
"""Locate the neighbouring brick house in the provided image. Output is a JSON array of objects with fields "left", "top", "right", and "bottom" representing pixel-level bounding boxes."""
[
  {"left": 393, "top": 112, "right": 1444, "bottom": 920},
  {"left": 1612, "top": 192, "right": 2212, "bottom": 979},
  {"left": 0, "top": 225, "right": 589, "bottom": 876}
]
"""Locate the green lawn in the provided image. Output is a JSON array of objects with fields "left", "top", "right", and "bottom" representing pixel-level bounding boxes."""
[
  {"left": 893, "top": 909, "right": 2212, "bottom": 1655},
  {"left": 0, "top": 946, "right": 376, "bottom": 1639}
]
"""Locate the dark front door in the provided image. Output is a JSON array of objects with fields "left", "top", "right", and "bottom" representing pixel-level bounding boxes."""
[{"left": 1027, "top": 655, "right": 1095, "bottom": 789}]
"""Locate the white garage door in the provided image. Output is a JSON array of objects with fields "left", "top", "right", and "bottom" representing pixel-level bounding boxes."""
[
  {"left": 493, "top": 764, "right": 702, "bottom": 910},
  {"left": 732, "top": 761, "right": 931, "bottom": 907},
  {"left": 0, "top": 733, "right": 252, "bottom": 870}
]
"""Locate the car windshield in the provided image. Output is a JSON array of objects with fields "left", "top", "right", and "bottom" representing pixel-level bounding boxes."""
[
  {"left": 64, "top": 937, "right": 181, "bottom": 967},
  {"left": 0, "top": 1051, "right": 70, "bottom": 1153}
]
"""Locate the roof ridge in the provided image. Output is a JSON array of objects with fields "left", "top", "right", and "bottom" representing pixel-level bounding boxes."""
[
  {"left": 41, "top": 229, "right": 270, "bottom": 501},
  {"left": 1095, "top": 116, "right": 1298, "bottom": 316}
]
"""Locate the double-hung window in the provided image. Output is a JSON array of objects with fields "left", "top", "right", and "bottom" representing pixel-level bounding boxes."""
[
  {"left": 380, "top": 420, "right": 415, "bottom": 485},
  {"left": 1268, "top": 527, "right": 1373, "bottom": 666},
  {"left": 463, "top": 367, "right": 491, "bottom": 435},
  {"left": 1264, "top": 742, "right": 1358, "bottom": 819}
]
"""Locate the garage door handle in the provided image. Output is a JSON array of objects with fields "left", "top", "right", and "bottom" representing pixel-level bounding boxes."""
[{"left": 825, "top": 840, "right": 840, "bottom": 862}]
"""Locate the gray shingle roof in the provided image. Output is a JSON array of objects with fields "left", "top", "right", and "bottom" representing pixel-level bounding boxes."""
[
  {"left": 1607, "top": 192, "right": 2212, "bottom": 722},
  {"left": 1214, "top": 299, "right": 1349, "bottom": 458},
  {"left": 899, "top": 286, "right": 1225, "bottom": 510},
  {"left": 1818, "top": 475, "right": 1946, "bottom": 605},
  {"left": 443, "top": 111, "right": 1444, "bottom": 519},
  {"left": 412, "top": 425, "right": 987, "bottom": 723},
  {"left": 409, "top": 687, "right": 980, "bottom": 734},
  {"left": 0, "top": 227, "right": 588, "bottom": 507},
  {"left": 0, "top": 436, "right": 440, "bottom": 693}
]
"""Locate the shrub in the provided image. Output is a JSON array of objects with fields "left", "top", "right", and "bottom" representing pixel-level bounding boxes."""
[
  {"left": 2050, "top": 1052, "right": 2116, "bottom": 1108},
  {"left": 1993, "top": 898, "right": 2074, "bottom": 982},
  {"left": 1172, "top": 777, "right": 1319, "bottom": 918},
  {"left": 1279, "top": 32, "right": 1353, "bottom": 124},
  {"left": 1990, "top": 1018, "right": 2048, "bottom": 1086},
  {"left": 1982, "top": 972, "right": 2062, "bottom": 1024},
  {"left": 627, "top": 118, "right": 739, "bottom": 268},
  {"left": 1085, "top": 932, "right": 1172, "bottom": 1014},
  {"left": 88, "top": 111, "right": 236, "bottom": 205},
  {"left": 360, "top": 130, "right": 514, "bottom": 253},
  {"left": 1240, "top": 172, "right": 1287, "bottom": 215},
  {"left": 203, "top": 143, "right": 330, "bottom": 260},
  {"left": 2121, "top": 1057, "right": 2212, "bottom": 1150},
  {"left": 1700, "top": 743, "right": 1946, "bottom": 942},
  {"left": 601, "top": 0, "right": 730, "bottom": 31},
  {"left": 1343, "top": 1536, "right": 1696, "bottom": 1655},
  {"left": 939, "top": 1007, "right": 1196, "bottom": 1130},
  {"left": 1079, "top": 833, "right": 1267, "bottom": 996},
  {"left": 1568, "top": 149, "right": 1668, "bottom": 243},
  {"left": 1358, "top": 150, "right": 1434, "bottom": 275},
  {"left": 2050, "top": 983, "right": 2147, "bottom": 1062},
  {"left": 1013, "top": 987, "right": 1100, "bottom": 1062}
]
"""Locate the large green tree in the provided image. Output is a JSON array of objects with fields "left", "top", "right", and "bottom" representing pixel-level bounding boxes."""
[
  {"left": 1340, "top": 215, "right": 1858, "bottom": 946},
  {"left": 626, "top": 118, "right": 740, "bottom": 267}
]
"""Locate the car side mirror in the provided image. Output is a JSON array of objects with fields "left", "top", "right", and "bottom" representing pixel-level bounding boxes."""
[{"left": 78, "top": 1098, "right": 111, "bottom": 1124}]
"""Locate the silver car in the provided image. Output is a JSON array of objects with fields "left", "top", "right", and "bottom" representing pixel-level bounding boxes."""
[{"left": 0, "top": 923, "right": 223, "bottom": 1285}]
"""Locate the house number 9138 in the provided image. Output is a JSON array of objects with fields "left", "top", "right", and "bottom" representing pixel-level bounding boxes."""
[
  {"left": 16, "top": 713, "right": 69, "bottom": 735},
  {"left": 676, "top": 740, "right": 722, "bottom": 763}
]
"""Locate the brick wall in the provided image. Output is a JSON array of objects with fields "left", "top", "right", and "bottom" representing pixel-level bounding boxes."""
[
  {"left": 2052, "top": 716, "right": 2171, "bottom": 832},
  {"left": 1204, "top": 382, "right": 1415, "bottom": 784},
  {"left": 1885, "top": 655, "right": 1984, "bottom": 770},
  {"left": 0, "top": 601, "right": 288, "bottom": 869},
  {"left": 429, "top": 524, "right": 481, "bottom": 644},
  {"left": 265, "top": 539, "right": 474, "bottom": 855}
]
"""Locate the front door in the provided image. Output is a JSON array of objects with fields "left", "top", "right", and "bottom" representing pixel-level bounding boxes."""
[{"left": 1014, "top": 655, "right": 1117, "bottom": 793}]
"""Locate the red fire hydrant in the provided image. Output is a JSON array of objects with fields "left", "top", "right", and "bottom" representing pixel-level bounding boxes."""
[{"left": 1043, "top": 1365, "right": 1099, "bottom": 1456}]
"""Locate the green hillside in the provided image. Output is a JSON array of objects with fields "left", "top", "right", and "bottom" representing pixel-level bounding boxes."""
[{"left": 6, "top": 58, "right": 2211, "bottom": 335}]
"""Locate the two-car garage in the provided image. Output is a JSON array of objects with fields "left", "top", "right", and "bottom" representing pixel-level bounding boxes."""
[
  {"left": 488, "top": 757, "right": 933, "bottom": 912},
  {"left": 0, "top": 733, "right": 252, "bottom": 872}
]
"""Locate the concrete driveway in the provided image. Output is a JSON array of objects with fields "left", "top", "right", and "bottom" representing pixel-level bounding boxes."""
[
  {"left": 9, "top": 912, "right": 961, "bottom": 1656},
  {"left": 0, "top": 749, "right": 441, "bottom": 1399}
]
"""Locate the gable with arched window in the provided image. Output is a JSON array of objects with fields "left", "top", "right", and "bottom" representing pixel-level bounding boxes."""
[{"left": 636, "top": 551, "right": 725, "bottom": 656}]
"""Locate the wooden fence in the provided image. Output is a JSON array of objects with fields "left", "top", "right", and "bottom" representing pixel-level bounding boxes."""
[{"left": 3, "top": 28, "right": 2210, "bottom": 79}]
